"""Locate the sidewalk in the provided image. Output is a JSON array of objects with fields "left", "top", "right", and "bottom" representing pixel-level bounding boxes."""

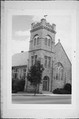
[{"left": 12, "top": 92, "right": 71, "bottom": 97}]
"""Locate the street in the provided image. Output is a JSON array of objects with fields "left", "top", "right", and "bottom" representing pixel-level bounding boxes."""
[{"left": 12, "top": 94, "right": 71, "bottom": 104}]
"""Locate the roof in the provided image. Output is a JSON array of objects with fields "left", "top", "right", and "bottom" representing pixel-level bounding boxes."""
[
  {"left": 12, "top": 51, "right": 28, "bottom": 67},
  {"left": 55, "top": 41, "right": 71, "bottom": 65}
]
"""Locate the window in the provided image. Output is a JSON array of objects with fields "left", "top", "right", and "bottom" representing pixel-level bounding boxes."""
[
  {"left": 45, "top": 35, "right": 52, "bottom": 46},
  {"left": 48, "top": 57, "right": 51, "bottom": 68},
  {"left": 14, "top": 73, "right": 17, "bottom": 79},
  {"left": 59, "top": 67, "right": 63, "bottom": 80},
  {"left": 35, "top": 55, "right": 37, "bottom": 64},
  {"left": 34, "top": 38, "right": 36, "bottom": 46},
  {"left": 54, "top": 62, "right": 63, "bottom": 80},
  {"left": 14, "top": 68, "right": 17, "bottom": 72},
  {"left": 48, "top": 39, "right": 50, "bottom": 46},
  {"left": 23, "top": 68, "right": 26, "bottom": 72},
  {"left": 31, "top": 55, "right": 37, "bottom": 65},
  {"left": 13, "top": 68, "right": 18, "bottom": 79},
  {"left": 45, "top": 56, "right": 51, "bottom": 68},
  {"left": 33, "top": 34, "right": 39, "bottom": 46},
  {"left": 37, "top": 37, "right": 39, "bottom": 45},
  {"left": 56, "top": 73, "right": 58, "bottom": 80},
  {"left": 45, "top": 56, "right": 47, "bottom": 68},
  {"left": 31, "top": 56, "right": 34, "bottom": 65},
  {"left": 23, "top": 68, "right": 26, "bottom": 79},
  {"left": 45, "top": 38, "right": 47, "bottom": 45}
]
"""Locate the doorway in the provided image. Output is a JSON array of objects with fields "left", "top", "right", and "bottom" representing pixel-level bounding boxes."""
[{"left": 43, "top": 76, "right": 49, "bottom": 91}]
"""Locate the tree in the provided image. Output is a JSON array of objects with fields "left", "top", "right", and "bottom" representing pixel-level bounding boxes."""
[
  {"left": 27, "top": 60, "right": 44, "bottom": 95},
  {"left": 64, "top": 83, "right": 71, "bottom": 93}
]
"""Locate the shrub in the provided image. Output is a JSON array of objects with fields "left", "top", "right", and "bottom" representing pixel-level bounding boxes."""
[
  {"left": 53, "top": 88, "right": 66, "bottom": 94},
  {"left": 12, "top": 79, "right": 25, "bottom": 93},
  {"left": 53, "top": 84, "right": 71, "bottom": 94},
  {"left": 18, "top": 80, "right": 25, "bottom": 91},
  {"left": 64, "top": 83, "right": 71, "bottom": 93},
  {"left": 12, "top": 78, "right": 19, "bottom": 93},
  {"left": 53, "top": 88, "right": 71, "bottom": 94}
]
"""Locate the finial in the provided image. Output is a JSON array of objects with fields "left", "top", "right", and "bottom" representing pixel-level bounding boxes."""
[
  {"left": 58, "top": 39, "right": 60, "bottom": 42},
  {"left": 44, "top": 15, "right": 47, "bottom": 19}
]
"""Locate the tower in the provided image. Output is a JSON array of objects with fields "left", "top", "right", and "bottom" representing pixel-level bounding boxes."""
[{"left": 28, "top": 18, "right": 56, "bottom": 92}]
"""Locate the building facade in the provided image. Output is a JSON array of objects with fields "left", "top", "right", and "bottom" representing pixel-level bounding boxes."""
[
  {"left": 12, "top": 51, "right": 28, "bottom": 81},
  {"left": 27, "top": 18, "right": 72, "bottom": 93},
  {"left": 12, "top": 18, "right": 72, "bottom": 93}
]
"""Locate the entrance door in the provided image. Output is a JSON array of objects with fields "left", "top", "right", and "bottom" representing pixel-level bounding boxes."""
[{"left": 43, "top": 76, "right": 49, "bottom": 91}]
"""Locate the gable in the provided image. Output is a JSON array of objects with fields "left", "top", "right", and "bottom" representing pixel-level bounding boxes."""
[{"left": 55, "top": 42, "right": 71, "bottom": 69}]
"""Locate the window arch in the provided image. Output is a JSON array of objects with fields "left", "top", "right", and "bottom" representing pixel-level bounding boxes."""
[
  {"left": 54, "top": 62, "right": 63, "bottom": 80},
  {"left": 33, "top": 34, "right": 39, "bottom": 46},
  {"left": 45, "top": 35, "right": 52, "bottom": 46}
]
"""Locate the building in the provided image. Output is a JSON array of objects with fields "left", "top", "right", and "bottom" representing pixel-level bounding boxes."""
[
  {"left": 12, "top": 18, "right": 72, "bottom": 93},
  {"left": 12, "top": 51, "right": 28, "bottom": 80}
]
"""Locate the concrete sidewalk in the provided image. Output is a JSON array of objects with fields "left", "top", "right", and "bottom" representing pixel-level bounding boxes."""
[{"left": 12, "top": 92, "right": 71, "bottom": 97}]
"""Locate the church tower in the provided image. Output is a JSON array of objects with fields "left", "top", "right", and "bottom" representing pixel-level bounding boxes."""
[{"left": 28, "top": 18, "right": 56, "bottom": 92}]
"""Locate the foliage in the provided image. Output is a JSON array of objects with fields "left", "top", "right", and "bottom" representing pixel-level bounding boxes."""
[
  {"left": 53, "top": 83, "right": 71, "bottom": 94},
  {"left": 64, "top": 83, "right": 71, "bottom": 92},
  {"left": 12, "top": 78, "right": 25, "bottom": 93},
  {"left": 18, "top": 79, "right": 25, "bottom": 91},
  {"left": 27, "top": 60, "right": 44, "bottom": 95},
  {"left": 53, "top": 88, "right": 69, "bottom": 94},
  {"left": 12, "top": 78, "right": 18, "bottom": 93}
]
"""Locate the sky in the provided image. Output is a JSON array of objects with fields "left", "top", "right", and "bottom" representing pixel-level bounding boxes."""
[{"left": 12, "top": 15, "right": 72, "bottom": 62}]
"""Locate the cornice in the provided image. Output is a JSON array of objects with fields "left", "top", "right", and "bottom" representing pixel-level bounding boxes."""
[
  {"left": 12, "top": 65, "right": 27, "bottom": 68},
  {"left": 30, "top": 26, "right": 56, "bottom": 34},
  {"left": 29, "top": 48, "right": 54, "bottom": 54}
]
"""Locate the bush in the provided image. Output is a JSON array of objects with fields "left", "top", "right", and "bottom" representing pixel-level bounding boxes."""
[
  {"left": 53, "top": 88, "right": 70, "bottom": 94},
  {"left": 53, "top": 83, "right": 71, "bottom": 94},
  {"left": 18, "top": 80, "right": 25, "bottom": 91},
  {"left": 64, "top": 83, "right": 71, "bottom": 93},
  {"left": 12, "top": 79, "right": 19, "bottom": 93},
  {"left": 12, "top": 79, "right": 25, "bottom": 93}
]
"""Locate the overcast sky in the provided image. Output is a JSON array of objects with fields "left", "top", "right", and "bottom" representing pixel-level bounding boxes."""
[{"left": 12, "top": 15, "right": 72, "bottom": 62}]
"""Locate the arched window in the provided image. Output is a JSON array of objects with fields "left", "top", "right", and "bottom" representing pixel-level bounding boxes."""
[
  {"left": 34, "top": 38, "right": 36, "bottom": 46},
  {"left": 54, "top": 62, "right": 63, "bottom": 80},
  {"left": 45, "top": 37, "right": 47, "bottom": 45},
  {"left": 45, "top": 35, "right": 52, "bottom": 46},
  {"left": 33, "top": 34, "right": 39, "bottom": 46},
  {"left": 37, "top": 36, "right": 39, "bottom": 45}
]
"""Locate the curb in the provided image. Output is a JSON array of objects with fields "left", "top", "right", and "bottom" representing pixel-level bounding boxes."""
[{"left": 12, "top": 93, "right": 71, "bottom": 97}]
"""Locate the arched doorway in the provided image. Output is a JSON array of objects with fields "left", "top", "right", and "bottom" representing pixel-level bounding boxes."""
[{"left": 43, "top": 76, "right": 49, "bottom": 91}]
